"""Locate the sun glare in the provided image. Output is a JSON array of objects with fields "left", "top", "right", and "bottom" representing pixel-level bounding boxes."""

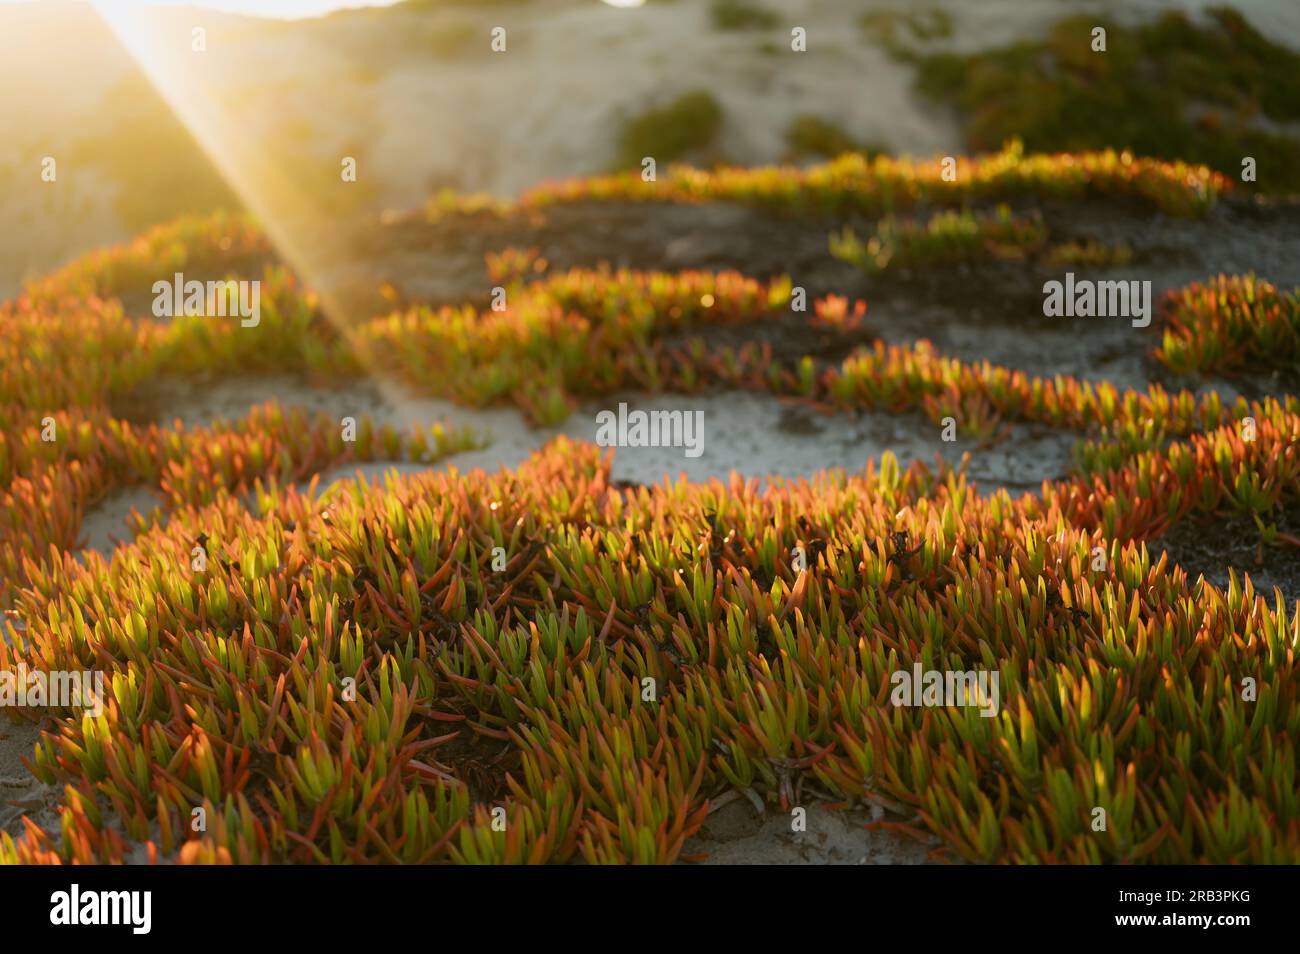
[
  {"left": 87, "top": 0, "right": 404, "bottom": 400},
  {"left": 88, "top": 0, "right": 406, "bottom": 19}
]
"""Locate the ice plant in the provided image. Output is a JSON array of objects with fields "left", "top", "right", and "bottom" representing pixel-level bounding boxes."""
[
  {"left": 1, "top": 157, "right": 1296, "bottom": 867},
  {"left": 830, "top": 206, "right": 1046, "bottom": 274},
  {"left": 1156, "top": 274, "right": 1300, "bottom": 376},
  {"left": 515, "top": 142, "right": 1227, "bottom": 218}
]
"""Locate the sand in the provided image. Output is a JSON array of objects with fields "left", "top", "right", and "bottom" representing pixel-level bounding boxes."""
[
  {"left": 0, "top": 716, "right": 58, "bottom": 845},
  {"left": 682, "top": 799, "right": 940, "bottom": 865},
  {"left": 80, "top": 373, "right": 1074, "bottom": 563},
  {"left": 122, "top": 375, "right": 1076, "bottom": 486}
]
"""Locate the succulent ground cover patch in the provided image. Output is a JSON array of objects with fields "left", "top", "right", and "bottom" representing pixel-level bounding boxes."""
[
  {"left": 830, "top": 206, "right": 1048, "bottom": 274},
  {"left": 1156, "top": 274, "right": 1300, "bottom": 379},
  {"left": 421, "top": 142, "right": 1229, "bottom": 222},
  {"left": 2, "top": 147, "right": 1299, "bottom": 865},
  {"left": 908, "top": 8, "right": 1300, "bottom": 194}
]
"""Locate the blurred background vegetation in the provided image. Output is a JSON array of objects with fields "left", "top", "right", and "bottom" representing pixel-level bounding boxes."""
[{"left": 2, "top": 0, "right": 1297, "bottom": 297}]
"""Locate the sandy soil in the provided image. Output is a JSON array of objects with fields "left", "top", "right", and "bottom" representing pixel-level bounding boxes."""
[
  {"left": 682, "top": 799, "right": 940, "bottom": 865},
  {"left": 78, "top": 486, "right": 165, "bottom": 557},
  {"left": 83, "top": 375, "right": 1075, "bottom": 561},
  {"left": 0, "top": 716, "right": 58, "bottom": 845},
  {"left": 1153, "top": 501, "right": 1300, "bottom": 603},
  {"left": 306, "top": 391, "right": 1075, "bottom": 494}
]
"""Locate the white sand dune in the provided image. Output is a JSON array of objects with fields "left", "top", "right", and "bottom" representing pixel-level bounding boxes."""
[{"left": 5, "top": 0, "right": 1297, "bottom": 298}]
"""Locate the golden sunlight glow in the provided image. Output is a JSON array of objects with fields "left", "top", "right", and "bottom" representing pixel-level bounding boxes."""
[
  {"left": 100, "top": 1, "right": 406, "bottom": 19},
  {"left": 88, "top": 0, "right": 406, "bottom": 402}
]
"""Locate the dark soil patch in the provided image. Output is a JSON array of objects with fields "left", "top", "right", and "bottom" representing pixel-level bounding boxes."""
[
  {"left": 1160, "top": 362, "right": 1300, "bottom": 408},
  {"left": 427, "top": 722, "right": 521, "bottom": 805},
  {"left": 1151, "top": 501, "right": 1300, "bottom": 605},
  {"left": 656, "top": 310, "right": 879, "bottom": 372}
]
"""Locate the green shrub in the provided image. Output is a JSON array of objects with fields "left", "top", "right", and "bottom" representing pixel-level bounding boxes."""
[
  {"left": 785, "top": 115, "right": 883, "bottom": 159},
  {"left": 710, "top": 0, "right": 778, "bottom": 31},
  {"left": 912, "top": 8, "right": 1300, "bottom": 193},
  {"left": 614, "top": 90, "right": 724, "bottom": 169}
]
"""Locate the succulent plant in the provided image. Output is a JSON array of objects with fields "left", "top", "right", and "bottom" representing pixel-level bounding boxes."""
[{"left": 1, "top": 152, "right": 1295, "bottom": 866}]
